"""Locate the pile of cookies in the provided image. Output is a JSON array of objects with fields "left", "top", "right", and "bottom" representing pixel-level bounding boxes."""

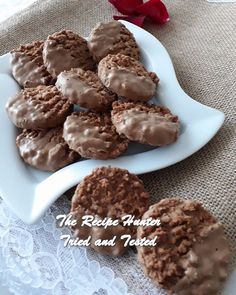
[
  {"left": 5, "top": 21, "right": 180, "bottom": 171},
  {"left": 70, "top": 166, "right": 231, "bottom": 295},
  {"left": 4, "top": 20, "right": 231, "bottom": 294}
]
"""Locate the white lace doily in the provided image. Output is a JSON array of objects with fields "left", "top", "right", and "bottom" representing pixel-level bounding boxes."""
[{"left": 0, "top": 196, "right": 163, "bottom": 295}]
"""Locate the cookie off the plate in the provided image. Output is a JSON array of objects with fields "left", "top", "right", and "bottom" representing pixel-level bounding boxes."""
[
  {"left": 137, "top": 198, "right": 231, "bottom": 295},
  {"left": 70, "top": 166, "right": 149, "bottom": 256}
]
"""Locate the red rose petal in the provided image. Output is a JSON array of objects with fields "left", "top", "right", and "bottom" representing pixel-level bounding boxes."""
[
  {"left": 109, "top": 0, "right": 143, "bottom": 15},
  {"left": 136, "top": 0, "right": 169, "bottom": 24},
  {"left": 113, "top": 15, "right": 146, "bottom": 27}
]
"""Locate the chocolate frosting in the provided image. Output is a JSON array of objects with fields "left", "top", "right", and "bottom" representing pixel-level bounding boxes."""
[
  {"left": 5, "top": 86, "right": 71, "bottom": 129},
  {"left": 11, "top": 52, "right": 49, "bottom": 87},
  {"left": 56, "top": 71, "right": 102, "bottom": 109},
  {"left": 6, "top": 92, "right": 39, "bottom": 127},
  {"left": 88, "top": 21, "right": 121, "bottom": 61},
  {"left": 63, "top": 115, "right": 112, "bottom": 154},
  {"left": 174, "top": 223, "right": 231, "bottom": 295},
  {"left": 102, "top": 67, "right": 156, "bottom": 101},
  {"left": 113, "top": 108, "right": 179, "bottom": 146},
  {"left": 16, "top": 128, "right": 78, "bottom": 171},
  {"left": 43, "top": 44, "right": 75, "bottom": 78},
  {"left": 43, "top": 31, "right": 95, "bottom": 78}
]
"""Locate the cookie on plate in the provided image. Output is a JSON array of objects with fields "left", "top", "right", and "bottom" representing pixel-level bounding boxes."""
[
  {"left": 98, "top": 53, "right": 158, "bottom": 101},
  {"left": 71, "top": 166, "right": 149, "bottom": 255},
  {"left": 11, "top": 41, "right": 54, "bottom": 88},
  {"left": 63, "top": 112, "right": 129, "bottom": 159},
  {"left": 88, "top": 21, "right": 140, "bottom": 62},
  {"left": 112, "top": 101, "right": 179, "bottom": 146},
  {"left": 43, "top": 30, "right": 95, "bottom": 78},
  {"left": 56, "top": 68, "right": 116, "bottom": 112},
  {"left": 16, "top": 127, "right": 79, "bottom": 171},
  {"left": 6, "top": 85, "right": 72, "bottom": 129},
  {"left": 137, "top": 198, "right": 231, "bottom": 295}
]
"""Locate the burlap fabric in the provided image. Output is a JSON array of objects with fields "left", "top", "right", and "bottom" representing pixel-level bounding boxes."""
[{"left": 0, "top": 0, "right": 235, "bottom": 293}]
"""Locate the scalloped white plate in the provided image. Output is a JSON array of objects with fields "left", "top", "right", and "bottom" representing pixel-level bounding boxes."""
[{"left": 0, "top": 21, "right": 224, "bottom": 224}]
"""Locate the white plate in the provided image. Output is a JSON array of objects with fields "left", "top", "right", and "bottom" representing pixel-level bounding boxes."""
[{"left": 0, "top": 21, "right": 224, "bottom": 224}]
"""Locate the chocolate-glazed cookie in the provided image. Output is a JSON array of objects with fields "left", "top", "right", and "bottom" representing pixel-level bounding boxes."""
[
  {"left": 88, "top": 21, "right": 140, "bottom": 62},
  {"left": 5, "top": 85, "right": 72, "bottom": 129},
  {"left": 98, "top": 53, "right": 158, "bottom": 101},
  {"left": 71, "top": 167, "right": 149, "bottom": 256},
  {"left": 11, "top": 41, "right": 54, "bottom": 88},
  {"left": 16, "top": 127, "right": 79, "bottom": 171},
  {"left": 43, "top": 30, "right": 95, "bottom": 78},
  {"left": 137, "top": 198, "right": 231, "bottom": 295},
  {"left": 63, "top": 112, "right": 129, "bottom": 159},
  {"left": 56, "top": 68, "right": 116, "bottom": 112},
  {"left": 112, "top": 101, "right": 179, "bottom": 146}
]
